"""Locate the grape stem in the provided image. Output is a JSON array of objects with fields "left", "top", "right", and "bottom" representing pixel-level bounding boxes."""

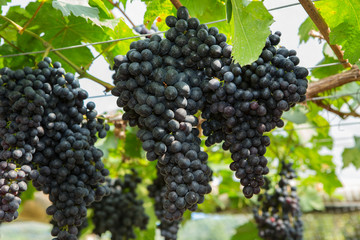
[
  {"left": 0, "top": 15, "right": 115, "bottom": 92},
  {"left": 170, "top": 0, "right": 183, "bottom": 9},
  {"left": 298, "top": 0, "right": 352, "bottom": 68},
  {"left": 107, "top": 0, "right": 136, "bottom": 28},
  {"left": 19, "top": 0, "right": 45, "bottom": 35}
]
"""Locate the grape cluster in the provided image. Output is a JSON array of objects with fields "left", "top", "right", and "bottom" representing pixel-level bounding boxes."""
[
  {"left": 112, "top": 6, "right": 213, "bottom": 221},
  {"left": 148, "top": 167, "right": 181, "bottom": 240},
  {"left": 90, "top": 170, "right": 149, "bottom": 240},
  {"left": 112, "top": 5, "right": 307, "bottom": 219},
  {"left": 253, "top": 162, "right": 303, "bottom": 240},
  {"left": 200, "top": 31, "right": 309, "bottom": 198},
  {"left": 133, "top": 23, "right": 159, "bottom": 37},
  {"left": 0, "top": 57, "right": 110, "bottom": 240}
]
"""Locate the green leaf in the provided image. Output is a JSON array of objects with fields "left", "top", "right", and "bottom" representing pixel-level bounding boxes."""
[
  {"left": 226, "top": 0, "right": 232, "bottom": 23},
  {"left": 231, "top": 221, "right": 261, "bottom": 240},
  {"left": 230, "top": 0, "right": 273, "bottom": 65},
  {"left": 330, "top": 22, "right": 360, "bottom": 64},
  {"left": 22, "top": 2, "right": 113, "bottom": 70},
  {"left": 95, "top": 129, "right": 119, "bottom": 159},
  {"left": 89, "top": 0, "right": 113, "bottom": 19},
  {"left": 52, "top": 0, "right": 99, "bottom": 18},
  {"left": 0, "top": 0, "right": 11, "bottom": 13},
  {"left": 282, "top": 106, "right": 308, "bottom": 124},
  {"left": 311, "top": 44, "right": 344, "bottom": 79},
  {"left": 298, "top": 17, "right": 317, "bottom": 44},
  {"left": 180, "top": 0, "right": 231, "bottom": 44},
  {"left": 124, "top": 127, "right": 142, "bottom": 158},
  {"left": 342, "top": 136, "right": 360, "bottom": 169},
  {"left": 52, "top": 0, "right": 116, "bottom": 28},
  {"left": 142, "top": 0, "right": 176, "bottom": 30},
  {"left": 316, "top": 0, "right": 360, "bottom": 65},
  {"left": 297, "top": 185, "right": 324, "bottom": 212},
  {"left": 98, "top": 19, "right": 134, "bottom": 66}
]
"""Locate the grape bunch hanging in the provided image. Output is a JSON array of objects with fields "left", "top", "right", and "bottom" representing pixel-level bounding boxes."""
[
  {"left": 89, "top": 170, "right": 149, "bottom": 240},
  {"left": 0, "top": 57, "right": 110, "bottom": 240},
  {"left": 148, "top": 167, "right": 182, "bottom": 240},
  {"left": 112, "top": 4, "right": 308, "bottom": 217},
  {"left": 253, "top": 161, "right": 303, "bottom": 240}
]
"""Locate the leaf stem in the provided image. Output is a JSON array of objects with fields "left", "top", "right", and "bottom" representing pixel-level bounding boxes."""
[
  {"left": 0, "top": 15, "right": 23, "bottom": 32},
  {"left": 19, "top": 0, "right": 45, "bottom": 34},
  {"left": 0, "top": 34, "right": 23, "bottom": 52}
]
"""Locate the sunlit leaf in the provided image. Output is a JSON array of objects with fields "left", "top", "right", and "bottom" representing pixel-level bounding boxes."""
[{"left": 230, "top": 0, "right": 273, "bottom": 65}]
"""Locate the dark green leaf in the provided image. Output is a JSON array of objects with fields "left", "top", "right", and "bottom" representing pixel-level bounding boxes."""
[
  {"left": 342, "top": 136, "right": 360, "bottom": 169},
  {"left": 230, "top": 0, "right": 273, "bottom": 65},
  {"left": 226, "top": 0, "right": 232, "bottom": 23}
]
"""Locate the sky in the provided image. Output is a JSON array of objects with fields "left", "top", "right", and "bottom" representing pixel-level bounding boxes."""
[{"left": 2, "top": 0, "right": 360, "bottom": 189}]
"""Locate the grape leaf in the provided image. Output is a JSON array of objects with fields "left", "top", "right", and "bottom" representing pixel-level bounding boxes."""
[
  {"left": 230, "top": 0, "right": 273, "bottom": 65},
  {"left": 97, "top": 19, "right": 134, "bottom": 66},
  {"left": 24, "top": 6, "right": 97, "bottom": 69},
  {"left": 311, "top": 44, "right": 344, "bottom": 79},
  {"left": 142, "top": 0, "right": 176, "bottom": 30},
  {"left": 181, "top": 0, "right": 232, "bottom": 44},
  {"left": 297, "top": 185, "right": 324, "bottom": 212},
  {"left": 52, "top": 0, "right": 117, "bottom": 28},
  {"left": 89, "top": 0, "right": 113, "bottom": 19},
  {"left": 316, "top": 0, "right": 360, "bottom": 65},
  {"left": 330, "top": 22, "right": 360, "bottom": 64},
  {"left": 342, "top": 136, "right": 360, "bottom": 169},
  {"left": 298, "top": 17, "right": 317, "bottom": 44},
  {"left": 52, "top": 0, "right": 99, "bottom": 18},
  {"left": 231, "top": 221, "right": 261, "bottom": 240},
  {"left": 0, "top": 0, "right": 11, "bottom": 13}
]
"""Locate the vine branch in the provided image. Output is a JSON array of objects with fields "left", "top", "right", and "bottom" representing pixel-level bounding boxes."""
[
  {"left": 19, "top": 0, "right": 45, "bottom": 34},
  {"left": 0, "top": 15, "right": 114, "bottom": 91},
  {"left": 298, "top": 0, "right": 352, "bottom": 68},
  {"left": 306, "top": 65, "right": 360, "bottom": 99},
  {"left": 170, "top": 0, "right": 183, "bottom": 9},
  {"left": 313, "top": 100, "right": 360, "bottom": 119},
  {"left": 107, "top": 0, "right": 136, "bottom": 28}
]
